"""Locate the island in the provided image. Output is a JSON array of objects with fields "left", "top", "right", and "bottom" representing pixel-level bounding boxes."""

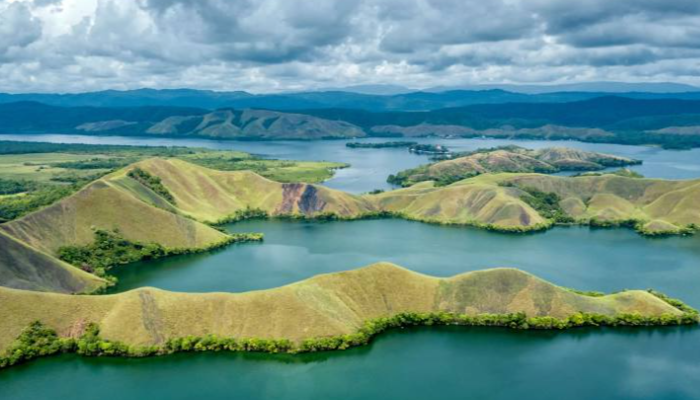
[
  {"left": 345, "top": 141, "right": 418, "bottom": 149},
  {"left": 388, "top": 145, "right": 642, "bottom": 187}
]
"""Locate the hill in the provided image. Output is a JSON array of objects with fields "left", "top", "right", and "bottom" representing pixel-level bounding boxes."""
[
  {"left": 0, "top": 103, "right": 364, "bottom": 139},
  {"left": 0, "top": 171, "right": 229, "bottom": 256},
  {"left": 0, "top": 263, "right": 690, "bottom": 359},
  {"left": 0, "top": 231, "right": 104, "bottom": 293},
  {"left": 130, "top": 158, "right": 374, "bottom": 223},
  {"left": 0, "top": 140, "right": 347, "bottom": 222},
  {"left": 389, "top": 146, "right": 641, "bottom": 186}
]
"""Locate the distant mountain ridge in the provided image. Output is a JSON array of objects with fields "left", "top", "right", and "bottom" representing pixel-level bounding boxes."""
[
  {"left": 3, "top": 86, "right": 700, "bottom": 112},
  {"left": 4, "top": 95, "right": 700, "bottom": 146}
]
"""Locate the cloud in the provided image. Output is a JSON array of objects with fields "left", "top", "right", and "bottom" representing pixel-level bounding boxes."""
[
  {"left": 0, "top": 2, "right": 42, "bottom": 55},
  {"left": 1, "top": 0, "right": 700, "bottom": 92}
]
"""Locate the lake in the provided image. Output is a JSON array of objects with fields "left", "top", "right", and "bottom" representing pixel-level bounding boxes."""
[
  {"left": 2, "top": 220, "right": 699, "bottom": 400},
  {"left": 2, "top": 134, "right": 700, "bottom": 193},
  {"left": 0, "top": 135, "right": 699, "bottom": 399}
]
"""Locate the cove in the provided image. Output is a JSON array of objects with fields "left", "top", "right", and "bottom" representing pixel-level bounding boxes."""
[{"left": 110, "top": 220, "right": 700, "bottom": 308}]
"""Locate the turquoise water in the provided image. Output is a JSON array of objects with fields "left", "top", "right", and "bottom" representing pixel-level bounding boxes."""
[
  {"left": 113, "top": 221, "right": 700, "bottom": 308},
  {"left": 0, "top": 220, "right": 693, "bottom": 400},
  {"left": 1, "top": 326, "right": 698, "bottom": 400}
]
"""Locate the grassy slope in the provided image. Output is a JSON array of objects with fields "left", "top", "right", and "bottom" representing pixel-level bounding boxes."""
[
  {"left": 393, "top": 147, "right": 639, "bottom": 186},
  {"left": 0, "top": 231, "right": 105, "bottom": 293},
  {"left": 0, "top": 153, "right": 113, "bottom": 183},
  {"left": 500, "top": 174, "right": 700, "bottom": 233},
  {"left": 0, "top": 168, "right": 228, "bottom": 255},
  {"left": 0, "top": 263, "right": 681, "bottom": 353},
  {"left": 133, "top": 158, "right": 374, "bottom": 222},
  {"left": 374, "top": 180, "right": 546, "bottom": 228},
  {"left": 1, "top": 158, "right": 698, "bottom": 295}
]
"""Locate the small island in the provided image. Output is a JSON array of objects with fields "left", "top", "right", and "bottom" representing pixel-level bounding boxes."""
[
  {"left": 346, "top": 141, "right": 418, "bottom": 149},
  {"left": 388, "top": 145, "right": 642, "bottom": 187},
  {"left": 345, "top": 141, "right": 450, "bottom": 155}
]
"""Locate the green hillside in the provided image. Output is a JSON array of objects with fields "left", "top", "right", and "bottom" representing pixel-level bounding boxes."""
[
  {"left": 0, "top": 263, "right": 693, "bottom": 363},
  {"left": 0, "top": 231, "right": 104, "bottom": 294},
  {"left": 1, "top": 157, "right": 698, "bottom": 295},
  {"left": 389, "top": 146, "right": 641, "bottom": 187}
]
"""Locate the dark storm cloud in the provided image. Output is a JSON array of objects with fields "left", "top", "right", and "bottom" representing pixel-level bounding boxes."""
[{"left": 2, "top": 0, "right": 700, "bottom": 92}]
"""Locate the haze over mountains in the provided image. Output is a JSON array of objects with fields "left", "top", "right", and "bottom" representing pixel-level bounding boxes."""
[{"left": 3, "top": 83, "right": 700, "bottom": 111}]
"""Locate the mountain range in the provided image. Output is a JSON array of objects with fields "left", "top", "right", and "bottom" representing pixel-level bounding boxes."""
[
  {"left": 2, "top": 88, "right": 700, "bottom": 147},
  {"left": 2, "top": 85, "right": 700, "bottom": 112}
]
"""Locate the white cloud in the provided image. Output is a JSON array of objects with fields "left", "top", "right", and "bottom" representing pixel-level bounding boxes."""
[{"left": 1, "top": 0, "right": 700, "bottom": 92}]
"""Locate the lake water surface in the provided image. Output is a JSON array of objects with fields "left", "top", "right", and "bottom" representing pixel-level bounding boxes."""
[{"left": 1, "top": 135, "right": 699, "bottom": 399}]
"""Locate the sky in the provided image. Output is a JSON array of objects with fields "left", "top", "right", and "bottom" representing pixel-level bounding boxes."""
[{"left": 1, "top": 0, "right": 700, "bottom": 93}]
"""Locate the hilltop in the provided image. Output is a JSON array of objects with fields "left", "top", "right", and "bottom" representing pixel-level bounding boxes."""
[
  {"left": 0, "top": 263, "right": 692, "bottom": 360},
  {"left": 388, "top": 146, "right": 641, "bottom": 186}
]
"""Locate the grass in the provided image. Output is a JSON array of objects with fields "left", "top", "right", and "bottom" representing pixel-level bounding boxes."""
[
  {"left": 0, "top": 153, "right": 114, "bottom": 183},
  {"left": 0, "top": 230, "right": 105, "bottom": 294},
  {"left": 1, "top": 157, "right": 699, "bottom": 296},
  {"left": 0, "top": 263, "right": 693, "bottom": 359},
  {"left": 0, "top": 142, "right": 348, "bottom": 222}
]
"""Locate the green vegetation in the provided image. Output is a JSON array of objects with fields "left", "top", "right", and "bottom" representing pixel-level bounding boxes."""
[
  {"left": 52, "top": 158, "right": 132, "bottom": 170},
  {"left": 574, "top": 168, "right": 645, "bottom": 179},
  {"left": 184, "top": 152, "right": 347, "bottom": 184},
  {"left": 346, "top": 141, "right": 418, "bottom": 149},
  {"left": 0, "top": 183, "right": 78, "bottom": 221},
  {"left": 57, "top": 229, "right": 262, "bottom": 283},
  {"left": 517, "top": 186, "right": 574, "bottom": 223},
  {"left": 127, "top": 168, "right": 176, "bottom": 204},
  {"left": 2, "top": 300, "right": 696, "bottom": 369},
  {"left": 0, "top": 178, "right": 39, "bottom": 195},
  {"left": 388, "top": 146, "right": 641, "bottom": 187}
]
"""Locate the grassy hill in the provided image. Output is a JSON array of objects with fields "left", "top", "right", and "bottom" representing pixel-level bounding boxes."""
[
  {"left": 0, "top": 263, "right": 689, "bottom": 357},
  {"left": 388, "top": 146, "right": 640, "bottom": 186},
  {"left": 374, "top": 180, "right": 547, "bottom": 229},
  {"left": 499, "top": 174, "right": 700, "bottom": 234},
  {"left": 0, "top": 231, "right": 104, "bottom": 294},
  {"left": 0, "top": 141, "right": 346, "bottom": 222},
  {"left": 131, "top": 158, "right": 374, "bottom": 222},
  {"left": 1, "top": 157, "right": 698, "bottom": 294},
  {"left": 0, "top": 172, "right": 228, "bottom": 256}
]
